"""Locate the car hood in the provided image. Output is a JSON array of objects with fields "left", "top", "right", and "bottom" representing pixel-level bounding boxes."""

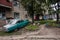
[{"left": 3, "top": 24, "right": 15, "bottom": 29}]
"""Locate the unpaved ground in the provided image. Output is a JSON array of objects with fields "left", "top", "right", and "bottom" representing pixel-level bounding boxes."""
[
  {"left": 0, "top": 25, "right": 60, "bottom": 40},
  {"left": 36, "top": 25, "right": 60, "bottom": 35}
]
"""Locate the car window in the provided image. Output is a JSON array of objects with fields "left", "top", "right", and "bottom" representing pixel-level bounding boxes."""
[
  {"left": 16, "top": 20, "right": 24, "bottom": 23},
  {"left": 16, "top": 21, "right": 21, "bottom": 23},
  {"left": 20, "top": 20, "right": 24, "bottom": 22}
]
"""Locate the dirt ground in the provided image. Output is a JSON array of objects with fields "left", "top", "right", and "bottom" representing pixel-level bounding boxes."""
[
  {"left": 38, "top": 25, "right": 60, "bottom": 35},
  {"left": 0, "top": 25, "right": 60, "bottom": 40}
]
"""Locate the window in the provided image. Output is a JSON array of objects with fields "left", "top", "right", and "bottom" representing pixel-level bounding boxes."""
[
  {"left": 6, "top": 0, "right": 10, "bottom": 2},
  {"left": 20, "top": 20, "right": 24, "bottom": 22},
  {"left": 14, "top": 12, "right": 20, "bottom": 19},
  {"left": 16, "top": 20, "right": 23, "bottom": 23},
  {"left": 13, "top": 1, "right": 20, "bottom": 7},
  {"left": 16, "top": 21, "right": 21, "bottom": 23},
  {"left": 13, "top": 0, "right": 17, "bottom": 1},
  {"left": 0, "top": 13, "right": 2, "bottom": 18},
  {"left": 0, "top": 12, "right": 5, "bottom": 20}
]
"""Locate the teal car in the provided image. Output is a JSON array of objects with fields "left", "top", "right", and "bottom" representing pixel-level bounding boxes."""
[{"left": 3, "top": 19, "right": 29, "bottom": 32}]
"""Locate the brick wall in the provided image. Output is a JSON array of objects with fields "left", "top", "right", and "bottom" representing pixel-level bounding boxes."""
[
  {"left": 5, "top": 11, "right": 14, "bottom": 18},
  {"left": 0, "top": 20, "right": 6, "bottom": 27}
]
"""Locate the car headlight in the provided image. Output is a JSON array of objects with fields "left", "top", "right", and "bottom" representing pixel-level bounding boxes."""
[{"left": 3, "top": 27, "right": 8, "bottom": 32}]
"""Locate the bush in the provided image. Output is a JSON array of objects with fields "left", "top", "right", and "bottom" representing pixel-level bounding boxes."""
[{"left": 25, "top": 24, "right": 39, "bottom": 31}]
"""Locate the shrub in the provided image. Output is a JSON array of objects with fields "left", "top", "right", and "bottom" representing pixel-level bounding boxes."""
[
  {"left": 25, "top": 24, "right": 38, "bottom": 31},
  {"left": 46, "top": 22, "right": 60, "bottom": 27}
]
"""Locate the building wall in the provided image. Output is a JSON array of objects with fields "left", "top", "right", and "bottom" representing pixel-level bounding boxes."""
[
  {"left": 0, "top": 20, "right": 6, "bottom": 27},
  {"left": 13, "top": 6, "right": 28, "bottom": 20},
  {"left": 0, "top": 0, "right": 13, "bottom": 27},
  {"left": 13, "top": 0, "right": 28, "bottom": 20},
  {"left": 5, "top": 11, "right": 13, "bottom": 18},
  {"left": 0, "top": 8, "right": 13, "bottom": 26}
]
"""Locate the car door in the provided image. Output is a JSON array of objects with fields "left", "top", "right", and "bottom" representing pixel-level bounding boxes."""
[{"left": 16, "top": 20, "right": 24, "bottom": 28}]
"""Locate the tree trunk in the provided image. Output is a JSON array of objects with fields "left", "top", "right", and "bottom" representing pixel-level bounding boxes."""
[
  {"left": 56, "top": 13, "right": 59, "bottom": 23},
  {"left": 31, "top": 13, "right": 34, "bottom": 23},
  {"left": 31, "top": 0, "right": 34, "bottom": 24}
]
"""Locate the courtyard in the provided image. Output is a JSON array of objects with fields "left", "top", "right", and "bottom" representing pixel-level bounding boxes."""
[{"left": 0, "top": 24, "right": 60, "bottom": 40}]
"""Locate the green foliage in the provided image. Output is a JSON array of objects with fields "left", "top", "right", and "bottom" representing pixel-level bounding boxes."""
[
  {"left": 21, "top": 0, "right": 60, "bottom": 23},
  {"left": 25, "top": 24, "right": 38, "bottom": 31},
  {"left": 35, "top": 20, "right": 55, "bottom": 24},
  {"left": 0, "top": 31, "right": 22, "bottom": 36},
  {"left": 21, "top": 0, "right": 45, "bottom": 14},
  {"left": 46, "top": 22, "right": 60, "bottom": 27},
  {"left": 21, "top": 0, "right": 60, "bottom": 14}
]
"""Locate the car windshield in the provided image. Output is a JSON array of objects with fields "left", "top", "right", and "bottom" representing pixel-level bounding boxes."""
[{"left": 9, "top": 19, "right": 17, "bottom": 24}]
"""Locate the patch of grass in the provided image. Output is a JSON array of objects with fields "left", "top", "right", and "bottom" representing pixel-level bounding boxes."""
[
  {"left": 25, "top": 24, "right": 38, "bottom": 31},
  {"left": 35, "top": 20, "right": 55, "bottom": 24},
  {"left": 0, "top": 31, "right": 22, "bottom": 36},
  {"left": 46, "top": 22, "right": 60, "bottom": 27}
]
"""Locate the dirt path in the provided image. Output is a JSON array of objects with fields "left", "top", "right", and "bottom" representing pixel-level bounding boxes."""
[
  {"left": 0, "top": 25, "right": 60, "bottom": 40},
  {"left": 21, "top": 25, "right": 60, "bottom": 40},
  {"left": 38, "top": 25, "right": 57, "bottom": 35},
  {"left": 29, "top": 24, "right": 60, "bottom": 36}
]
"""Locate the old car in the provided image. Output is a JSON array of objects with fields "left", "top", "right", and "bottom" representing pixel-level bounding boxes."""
[{"left": 3, "top": 19, "right": 29, "bottom": 32}]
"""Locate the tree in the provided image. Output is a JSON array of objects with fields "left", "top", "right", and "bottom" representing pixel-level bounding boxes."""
[
  {"left": 21, "top": 0, "right": 60, "bottom": 23},
  {"left": 21, "top": 0, "right": 45, "bottom": 23},
  {"left": 38, "top": 0, "right": 60, "bottom": 23},
  {"left": 49, "top": 0, "right": 60, "bottom": 23}
]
